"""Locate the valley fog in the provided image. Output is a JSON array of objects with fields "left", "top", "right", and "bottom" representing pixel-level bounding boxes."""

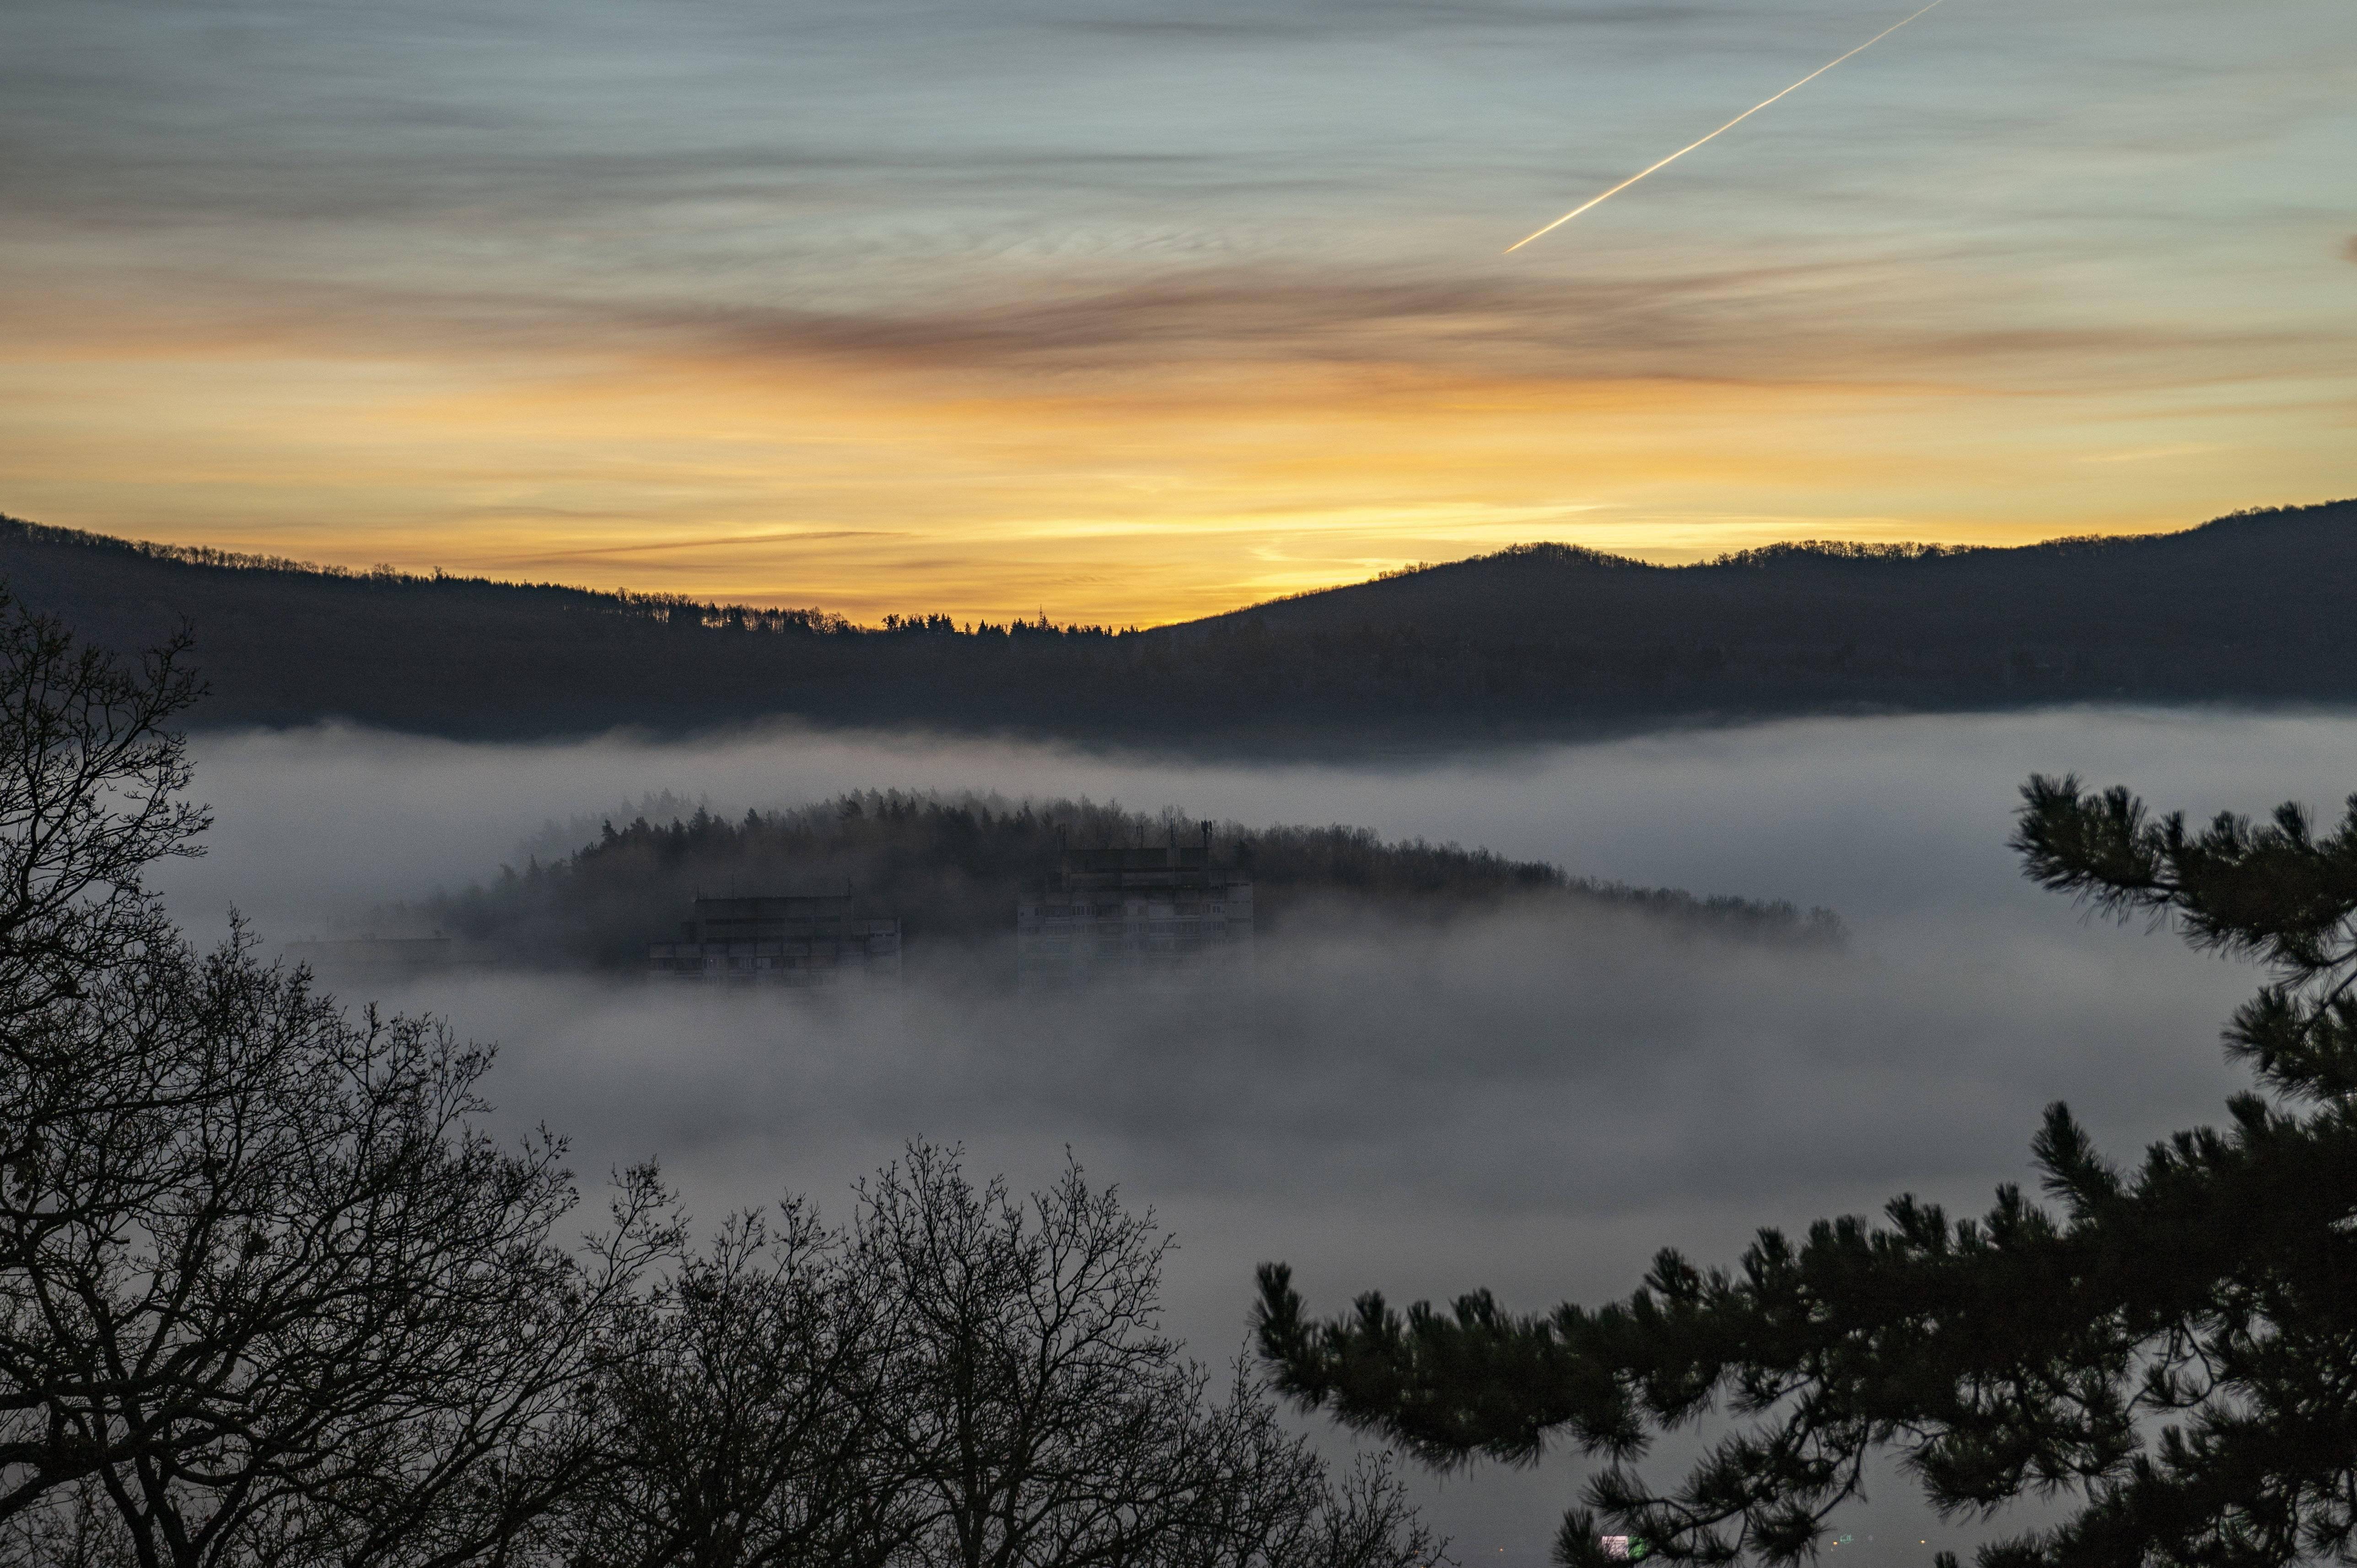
[{"left": 155, "top": 706, "right": 2357, "bottom": 1564}]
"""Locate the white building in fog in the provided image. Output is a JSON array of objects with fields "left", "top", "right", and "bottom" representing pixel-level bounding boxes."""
[
  {"left": 649, "top": 894, "right": 901, "bottom": 987},
  {"left": 1017, "top": 838, "right": 1253, "bottom": 987}
]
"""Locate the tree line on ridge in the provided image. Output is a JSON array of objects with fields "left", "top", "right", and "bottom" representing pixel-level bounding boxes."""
[{"left": 3, "top": 500, "right": 2352, "bottom": 744}]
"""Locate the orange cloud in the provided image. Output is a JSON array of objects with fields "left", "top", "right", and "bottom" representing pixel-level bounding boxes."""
[{"left": 0, "top": 254, "right": 2350, "bottom": 627}]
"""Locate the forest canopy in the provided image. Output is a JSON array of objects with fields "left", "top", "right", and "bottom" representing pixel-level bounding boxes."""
[
  {"left": 5, "top": 501, "right": 2353, "bottom": 744},
  {"left": 1254, "top": 775, "right": 2357, "bottom": 1568},
  {"left": 410, "top": 791, "right": 1842, "bottom": 971}
]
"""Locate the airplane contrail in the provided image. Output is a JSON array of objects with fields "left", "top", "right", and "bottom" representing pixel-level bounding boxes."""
[{"left": 1504, "top": 0, "right": 1944, "bottom": 253}]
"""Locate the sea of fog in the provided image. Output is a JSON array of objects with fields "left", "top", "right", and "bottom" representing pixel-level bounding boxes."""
[{"left": 153, "top": 706, "right": 2357, "bottom": 1566}]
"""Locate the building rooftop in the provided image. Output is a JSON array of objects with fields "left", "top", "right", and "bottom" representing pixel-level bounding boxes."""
[{"left": 1049, "top": 843, "right": 1245, "bottom": 892}]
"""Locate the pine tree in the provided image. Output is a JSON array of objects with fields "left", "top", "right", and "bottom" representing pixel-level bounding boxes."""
[{"left": 1255, "top": 774, "right": 2357, "bottom": 1568}]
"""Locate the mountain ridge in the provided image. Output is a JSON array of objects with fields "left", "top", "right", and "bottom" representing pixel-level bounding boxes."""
[{"left": 4, "top": 499, "right": 2352, "bottom": 746}]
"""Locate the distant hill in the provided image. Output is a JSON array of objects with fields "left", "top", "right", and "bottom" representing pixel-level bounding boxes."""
[
  {"left": 1191, "top": 505, "right": 2357, "bottom": 666},
  {"left": 3, "top": 500, "right": 2352, "bottom": 745},
  {"left": 400, "top": 791, "right": 1842, "bottom": 976}
]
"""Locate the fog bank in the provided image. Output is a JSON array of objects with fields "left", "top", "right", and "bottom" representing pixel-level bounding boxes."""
[
  {"left": 167, "top": 704, "right": 2357, "bottom": 937},
  {"left": 152, "top": 705, "right": 2357, "bottom": 1563}
]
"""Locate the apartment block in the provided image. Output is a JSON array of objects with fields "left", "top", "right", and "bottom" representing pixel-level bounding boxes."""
[
  {"left": 648, "top": 894, "right": 902, "bottom": 986},
  {"left": 1017, "top": 838, "right": 1253, "bottom": 986}
]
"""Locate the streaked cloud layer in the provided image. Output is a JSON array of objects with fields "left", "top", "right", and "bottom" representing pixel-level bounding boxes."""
[{"left": 4, "top": 0, "right": 2351, "bottom": 623}]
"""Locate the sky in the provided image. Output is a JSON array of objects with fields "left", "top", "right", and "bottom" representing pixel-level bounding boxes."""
[
  {"left": 152, "top": 703, "right": 2357, "bottom": 1562},
  {"left": 5, "top": 0, "right": 2353, "bottom": 625}
]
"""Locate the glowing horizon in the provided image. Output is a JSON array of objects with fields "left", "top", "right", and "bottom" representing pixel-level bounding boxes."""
[{"left": 2, "top": 0, "right": 2351, "bottom": 628}]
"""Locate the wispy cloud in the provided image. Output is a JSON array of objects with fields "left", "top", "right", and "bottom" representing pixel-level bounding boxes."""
[
  {"left": 3, "top": 0, "right": 2350, "bottom": 618},
  {"left": 2075, "top": 443, "right": 2225, "bottom": 465}
]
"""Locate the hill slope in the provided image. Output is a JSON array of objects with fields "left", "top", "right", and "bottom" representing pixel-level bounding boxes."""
[
  {"left": 404, "top": 791, "right": 1841, "bottom": 975},
  {"left": 1200, "top": 505, "right": 2357, "bottom": 666},
  {"left": 2, "top": 500, "right": 2351, "bottom": 743}
]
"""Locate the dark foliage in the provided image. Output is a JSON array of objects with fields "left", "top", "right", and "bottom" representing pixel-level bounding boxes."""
[
  {"left": 3, "top": 501, "right": 2353, "bottom": 746},
  {"left": 0, "top": 588, "right": 206, "bottom": 1025},
  {"left": 1254, "top": 774, "right": 2357, "bottom": 1568},
  {"left": 0, "top": 595, "right": 652, "bottom": 1568},
  {"left": 570, "top": 1146, "right": 1445, "bottom": 1568},
  {"left": 0, "top": 598, "right": 1442, "bottom": 1568},
  {"left": 412, "top": 792, "right": 1840, "bottom": 970}
]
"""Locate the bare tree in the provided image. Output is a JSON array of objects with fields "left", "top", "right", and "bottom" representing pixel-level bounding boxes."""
[
  {"left": 0, "top": 590, "right": 203, "bottom": 1029},
  {"left": 853, "top": 1147, "right": 1202, "bottom": 1568},
  {"left": 0, "top": 593, "right": 211, "bottom": 1294},
  {"left": 853, "top": 1148, "right": 1444, "bottom": 1568},
  {"left": 576, "top": 1148, "right": 1444, "bottom": 1568},
  {"left": 567, "top": 1198, "right": 913, "bottom": 1568},
  {"left": 0, "top": 597, "right": 655, "bottom": 1568},
  {"left": 1157, "top": 1369, "right": 1442, "bottom": 1568},
  {"left": 0, "top": 928, "right": 657, "bottom": 1568},
  {"left": 0, "top": 596, "right": 1435, "bottom": 1568},
  {"left": 1292, "top": 1455, "right": 1443, "bottom": 1568}
]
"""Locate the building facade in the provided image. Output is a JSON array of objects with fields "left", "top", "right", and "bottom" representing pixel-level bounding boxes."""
[
  {"left": 649, "top": 894, "right": 902, "bottom": 987},
  {"left": 1016, "top": 841, "right": 1254, "bottom": 987}
]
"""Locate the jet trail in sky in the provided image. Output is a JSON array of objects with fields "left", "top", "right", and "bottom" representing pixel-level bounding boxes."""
[{"left": 1504, "top": 0, "right": 1943, "bottom": 253}]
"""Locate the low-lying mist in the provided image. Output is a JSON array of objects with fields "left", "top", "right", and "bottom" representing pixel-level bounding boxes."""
[
  {"left": 152, "top": 704, "right": 2357, "bottom": 1563},
  {"left": 387, "top": 789, "right": 1836, "bottom": 976}
]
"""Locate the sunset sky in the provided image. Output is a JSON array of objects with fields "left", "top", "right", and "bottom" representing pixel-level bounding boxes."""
[{"left": 5, "top": 0, "right": 2352, "bottom": 626}]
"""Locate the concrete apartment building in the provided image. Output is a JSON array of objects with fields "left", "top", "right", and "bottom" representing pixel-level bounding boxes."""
[
  {"left": 1017, "top": 837, "right": 1254, "bottom": 986},
  {"left": 649, "top": 894, "right": 902, "bottom": 986}
]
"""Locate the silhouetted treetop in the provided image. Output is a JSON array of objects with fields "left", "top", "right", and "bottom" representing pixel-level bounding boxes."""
[
  {"left": 3, "top": 500, "right": 2352, "bottom": 743},
  {"left": 417, "top": 790, "right": 1840, "bottom": 969},
  {"left": 1255, "top": 772, "right": 2357, "bottom": 1568},
  {"left": 1, "top": 538, "right": 1446, "bottom": 1568}
]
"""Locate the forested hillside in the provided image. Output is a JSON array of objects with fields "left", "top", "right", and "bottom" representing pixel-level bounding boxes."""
[
  {"left": 411, "top": 792, "right": 1840, "bottom": 972},
  {"left": 4, "top": 500, "right": 2352, "bottom": 744}
]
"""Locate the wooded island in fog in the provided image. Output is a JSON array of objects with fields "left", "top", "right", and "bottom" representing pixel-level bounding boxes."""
[
  {"left": 4, "top": 499, "right": 2352, "bottom": 745},
  {"left": 404, "top": 792, "right": 1840, "bottom": 974}
]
